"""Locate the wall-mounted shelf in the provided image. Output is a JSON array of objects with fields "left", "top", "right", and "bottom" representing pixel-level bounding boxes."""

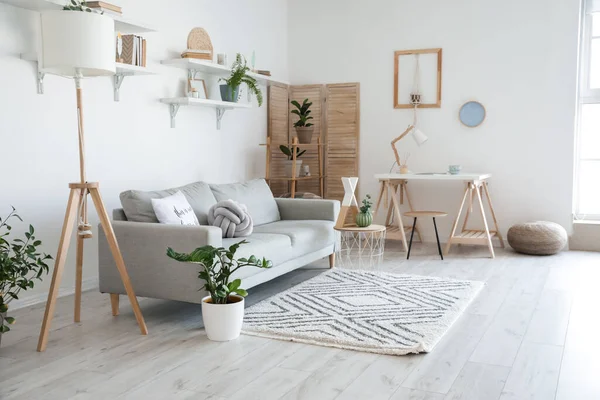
[
  {"left": 161, "top": 58, "right": 289, "bottom": 87},
  {"left": 20, "top": 53, "right": 155, "bottom": 100},
  {"left": 159, "top": 97, "right": 251, "bottom": 129},
  {"left": 0, "top": 0, "right": 157, "bottom": 33}
]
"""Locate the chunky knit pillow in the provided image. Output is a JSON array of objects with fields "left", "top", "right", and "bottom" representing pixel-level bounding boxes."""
[{"left": 207, "top": 200, "right": 253, "bottom": 238}]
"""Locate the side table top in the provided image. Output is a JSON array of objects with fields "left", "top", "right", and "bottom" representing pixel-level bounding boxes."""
[{"left": 334, "top": 224, "right": 387, "bottom": 232}]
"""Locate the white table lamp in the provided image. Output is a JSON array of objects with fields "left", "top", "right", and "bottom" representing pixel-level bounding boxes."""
[{"left": 36, "top": 11, "right": 147, "bottom": 352}]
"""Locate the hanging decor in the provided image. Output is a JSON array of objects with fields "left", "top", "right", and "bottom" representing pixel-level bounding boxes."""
[
  {"left": 393, "top": 48, "right": 442, "bottom": 109},
  {"left": 459, "top": 101, "right": 486, "bottom": 127}
]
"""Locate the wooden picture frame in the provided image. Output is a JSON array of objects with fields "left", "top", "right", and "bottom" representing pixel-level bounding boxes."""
[
  {"left": 188, "top": 76, "right": 208, "bottom": 99},
  {"left": 394, "top": 48, "right": 442, "bottom": 109}
]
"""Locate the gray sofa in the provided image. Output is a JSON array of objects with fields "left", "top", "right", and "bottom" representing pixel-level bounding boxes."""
[{"left": 98, "top": 179, "right": 340, "bottom": 306}]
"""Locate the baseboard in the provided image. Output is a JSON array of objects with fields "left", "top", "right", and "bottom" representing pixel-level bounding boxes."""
[{"left": 9, "top": 277, "right": 99, "bottom": 311}]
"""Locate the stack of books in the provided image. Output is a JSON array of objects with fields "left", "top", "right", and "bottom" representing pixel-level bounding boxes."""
[
  {"left": 117, "top": 34, "right": 147, "bottom": 67},
  {"left": 256, "top": 70, "right": 272, "bottom": 77},
  {"left": 86, "top": 1, "right": 122, "bottom": 15}
]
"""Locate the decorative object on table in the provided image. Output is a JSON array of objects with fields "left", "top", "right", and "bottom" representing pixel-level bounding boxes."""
[
  {"left": 404, "top": 211, "right": 447, "bottom": 260},
  {"left": 167, "top": 241, "right": 271, "bottom": 341},
  {"left": 217, "top": 53, "right": 227, "bottom": 66},
  {"left": 448, "top": 165, "right": 462, "bottom": 175},
  {"left": 219, "top": 53, "right": 263, "bottom": 106},
  {"left": 507, "top": 221, "right": 567, "bottom": 255},
  {"left": 181, "top": 27, "right": 213, "bottom": 61},
  {"left": 115, "top": 32, "right": 123, "bottom": 63},
  {"left": 188, "top": 73, "right": 208, "bottom": 99},
  {"left": 62, "top": 0, "right": 97, "bottom": 12},
  {"left": 85, "top": 1, "right": 122, "bottom": 15},
  {"left": 397, "top": 152, "right": 411, "bottom": 174},
  {"left": 459, "top": 101, "right": 486, "bottom": 127},
  {"left": 207, "top": 200, "right": 253, "bottom": 238},
  {"left": 119, "top": 34, "right": 147, "bottom": 67},
  {"left": 356, "top": 194, "right": 373, "bottom": 227},
  {"left": 0, "top": 208, "right": 52, "bottom": 347},
  {"left": 291, "top": 98, "right": 315, "bottom": 144},
  {"left": 394, "top": 48, "right": 442, "bottom": 109},
  {"left": 335, "top": 177, "right": 359, "bottom": 229},
  {"left": 243, "top": 269, "right": 483, "bottom": 355},
  {"left": 302, "top": 164, "right": 311, "bottom": 177},
  {"left": 279, "top": 144, "right": 306, "bottom": 178},
  {"left": 36, "top": 10, "right": 148, "bottom": 352},
  {"left": 151, "top": 191, "right": 200, "bottom": 226}
]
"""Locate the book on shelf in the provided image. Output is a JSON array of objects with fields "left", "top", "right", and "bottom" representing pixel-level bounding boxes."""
[
  {"left": 117, "top": 34, "right": 147, "bottom": 67},
  {"left": 256, "top": 70, "right": 272, "bottom": 76},
  {"left": 86, "top": 1, "right": 122, "bottom": 13}
]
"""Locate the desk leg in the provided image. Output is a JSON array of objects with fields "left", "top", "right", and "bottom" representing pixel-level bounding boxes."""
[
  {"left": 388, "top": 182, "right": 409, "bottom": 252},
  {"left": 461, "top": 183, "right": 474, "bottom": 233},
  {"left": 402, "top": 182, "right": 423, "bottom": 243},
  {"left": 374, "top": 181, "right": 386, "bottom": 215},
  {"left": 483, "top": 181, "right": 505, "bottom": 248},
  {"left": 444, "top": 183, "right": 471, "bottom": 256},
  {"left": 474, "top": 183, "right": 495, "bottom": 258}
]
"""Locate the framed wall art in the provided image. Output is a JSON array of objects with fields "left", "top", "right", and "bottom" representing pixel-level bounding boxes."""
[{"left": 394, "top": 48, "right": 442, "bottom": 109}]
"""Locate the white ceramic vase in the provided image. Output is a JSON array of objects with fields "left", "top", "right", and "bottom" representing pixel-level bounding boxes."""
[{"left": 201, "top": 295, "right": 245, "bottom": 341}]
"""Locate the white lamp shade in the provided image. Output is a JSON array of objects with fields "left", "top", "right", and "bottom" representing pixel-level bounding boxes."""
[
  {"left": 411, "top": 128, "right": 429, "bottom": 146},
  {"left": 40, "top": 11, "right": 115, "bottom": 77}
]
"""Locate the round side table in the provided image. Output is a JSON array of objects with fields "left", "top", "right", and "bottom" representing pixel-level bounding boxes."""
[{"left": 334, "top": 224, "right": 386, "bottom": 269}]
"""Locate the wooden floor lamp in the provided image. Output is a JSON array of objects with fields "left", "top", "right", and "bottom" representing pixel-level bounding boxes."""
[{"left": 36, "top": 11, "right": 147, "bottom": 352}]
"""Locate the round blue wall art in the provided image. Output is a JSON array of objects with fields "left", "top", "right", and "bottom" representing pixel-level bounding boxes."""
[{"left": 459, "top": 101, "right": 486, "bottom": 128}]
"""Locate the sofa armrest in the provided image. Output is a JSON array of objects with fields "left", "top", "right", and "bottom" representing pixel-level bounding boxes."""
[{"left": 275, "top": 198, "right": 340, "bottom": 222}]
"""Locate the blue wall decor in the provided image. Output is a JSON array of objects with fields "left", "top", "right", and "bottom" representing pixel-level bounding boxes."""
[{"left": 459, "top": 101, "right": 486, "bottom": 127}]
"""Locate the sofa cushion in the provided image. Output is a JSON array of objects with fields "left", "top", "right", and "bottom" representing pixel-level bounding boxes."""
[
  {"left": 223, "top": 233, "right": 293, "bottom": 280},
  {"left": 253, "top": 220, "right": 335, "bottom": 256},
  {"left": 120, "top": 182, "right": 217, "bottom": 224},
  {"left": 210, "top": 179, "right": 280, "bottom": 226}
]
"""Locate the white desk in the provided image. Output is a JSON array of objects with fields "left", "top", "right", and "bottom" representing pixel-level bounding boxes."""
[{"left": 374, "top": 173, "right": 504, "bottom": 258}]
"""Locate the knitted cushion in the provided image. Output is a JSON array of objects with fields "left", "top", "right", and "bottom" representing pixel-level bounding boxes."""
[
  {"left": 507, "top": 221, "right": 567, "bottom": 255},
  {"left": 207, "top": 200, "right": 253, "bottom": 238}
]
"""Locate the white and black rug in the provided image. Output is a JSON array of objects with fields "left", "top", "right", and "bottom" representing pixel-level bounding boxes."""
[{"left": 242, "top": 269, "right": 483, "bottom": 355}]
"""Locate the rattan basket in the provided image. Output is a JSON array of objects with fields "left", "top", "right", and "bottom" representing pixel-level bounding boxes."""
[{"left": 181, "top": 27, "right": 213, "bottom": 61}]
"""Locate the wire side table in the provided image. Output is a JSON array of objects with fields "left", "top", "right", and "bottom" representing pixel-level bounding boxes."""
[{"left": 334, "top": 224, "right": 386, "bottom": 269}]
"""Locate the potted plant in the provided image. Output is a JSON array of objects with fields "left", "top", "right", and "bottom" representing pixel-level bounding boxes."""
[
  {"left": 356, "top": 194, "right": 373, "bottom": 227},
  {"left": 1, "top": 207, "right": 52, "bottom": 347},
  {"left": 167, "top": 240, "right": 271, "bottom": 341},
  {"left": 220, "top": 53, "right": 263, "bottom": 106},
  {"left": 279, "top": 145, "right": 306, "bottom": 178},
  {"left": 291, "top": 99, "right": 315, "bottom": 144}
]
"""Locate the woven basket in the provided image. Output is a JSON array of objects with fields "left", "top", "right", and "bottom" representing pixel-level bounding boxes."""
[{"left": 182, "top": 28, "right": 213, "bottom": 61}]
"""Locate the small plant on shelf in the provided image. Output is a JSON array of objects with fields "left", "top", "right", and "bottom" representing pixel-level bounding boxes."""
[
  {"left": 356, "top": 194, "right": 373, "bottom": 227},
  {"left": 63, "top": 0, "right": 100, "bottom": 13},
  {"left": 279, "top": 145, "right": 306, "bottom": 160},
  {"left": 219, "top": 53, "right": 263, "bottom": 106},
  {"left": 0, "top": 207, "right": 52, "bottom": 345},
  {"left": 291, "top": 99, "right": 314, "bottom": 144},
  {"left": 279, "top": 145, "right": 306, "bottom": 178}
]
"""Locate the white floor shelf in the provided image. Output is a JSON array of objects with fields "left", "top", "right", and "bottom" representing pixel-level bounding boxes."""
[
  {"left": 0, "top": 0, "right": 156, "bottom": 33},
  {"left": 159, "top": 97, "right": 251, "bottom": 129}
]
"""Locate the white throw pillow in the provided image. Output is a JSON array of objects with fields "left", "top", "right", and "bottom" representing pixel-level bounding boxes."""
[{"left": 151, "top": 191, "right": 199, "bottom": 226}]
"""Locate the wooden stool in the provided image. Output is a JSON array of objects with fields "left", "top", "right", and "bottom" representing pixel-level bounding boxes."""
[{"left": 404, "top": 211, "right": 448, "bottom": 260}]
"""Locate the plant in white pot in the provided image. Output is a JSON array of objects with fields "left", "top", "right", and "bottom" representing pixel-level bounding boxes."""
[
  {"left": 219, "top": 53, "right": 263, "bottom": 106},
  {"left": 279, "top": 145, "right": 306, "bottom": 178},
  {"left": 0, "top": 207, "right": 52, "bottom": 347},
  {"left": 166, "top": 241, "right": 271, "bottom": 341},
  {"left": 291, "top": 99, "right": 314, "bottom": 144}
]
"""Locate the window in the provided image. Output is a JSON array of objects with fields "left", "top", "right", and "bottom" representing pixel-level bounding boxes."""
[{"left": 575, "top": 1, "right": 600, "bottom": 218}]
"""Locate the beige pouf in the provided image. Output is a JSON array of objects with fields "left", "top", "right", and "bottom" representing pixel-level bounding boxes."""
[{"left": 507, "top": 221, "right": 567, "bottom": 255}]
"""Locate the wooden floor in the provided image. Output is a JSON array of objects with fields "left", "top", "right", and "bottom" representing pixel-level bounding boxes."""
[{"left": 1, "top": 244, "right": 599, "bottom": 400}]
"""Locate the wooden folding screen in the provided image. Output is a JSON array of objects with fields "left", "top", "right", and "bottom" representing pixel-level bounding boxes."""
[{"left": 267, "top": 83, "right": 290, "bottom": 196}]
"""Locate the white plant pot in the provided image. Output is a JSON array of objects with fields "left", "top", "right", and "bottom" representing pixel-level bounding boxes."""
[
  {"left": 284, "top": 160, "right": 303, "bottom": 178},
  {"left": 201, "top": 294, "right": 245, "bottom": 341}
]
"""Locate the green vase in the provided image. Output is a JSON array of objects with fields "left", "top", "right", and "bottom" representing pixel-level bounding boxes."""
[{"left": 356, "top": 212, "right": 373, "bottom": 227}]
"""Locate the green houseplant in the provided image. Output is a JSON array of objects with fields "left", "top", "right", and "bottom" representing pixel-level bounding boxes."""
[
  {"left": 63, "top": 0, "right": 98, "bottom": 12},
  {"left": 356, "top": 194, "right": 373, "bottom": 227},
  {"left": 291, "top": 99, "right": 314, "bottom": 144},
  {"left": 220, "top": 53, "right": 263, "bottom": 106},
  {"left": 279, "top": 145, "right": 306, "bottom": 178},
  {"left": 0, "top": 207, "right": 52, "bottom": 346},
  {"left": 167, "top": 240, "right": 271, "bottom": 341}
]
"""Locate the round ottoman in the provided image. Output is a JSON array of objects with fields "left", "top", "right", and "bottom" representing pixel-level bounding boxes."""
[{"left": 507, "top": 221, "right": 567, "bottom": 255}]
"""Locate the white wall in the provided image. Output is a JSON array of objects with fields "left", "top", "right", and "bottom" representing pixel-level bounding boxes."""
[
  {"left": 0, "top": 0, "right": 288, "bottom": 303},
  {"left": 288, "top": 0, "right": 580, "bottom": 242}
]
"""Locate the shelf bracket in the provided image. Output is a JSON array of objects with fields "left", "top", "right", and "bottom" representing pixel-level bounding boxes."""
[
  {"left": 113, "top": 74, "right": 126, "bottom": 102},
  {"left": 216, "top": 108, "right": 227, "bottom": 130},
  {"left": 169, "top": 104, "right": 181, "bottom": 128},
  {"left": 36, "top": 71, "right": 45, "bottom": 95}
]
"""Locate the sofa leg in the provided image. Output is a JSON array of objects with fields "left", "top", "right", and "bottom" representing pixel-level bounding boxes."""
[
  {"left": 329, "top": 253, "right": 336, "bottom": 269},
  {"left": 110, "top": 294, "right": 120, "bottom": 316}
]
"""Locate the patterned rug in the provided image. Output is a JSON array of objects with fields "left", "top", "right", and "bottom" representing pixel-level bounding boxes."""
[{"left": 242, "top": 269, "right": 483, "bottom": 355}]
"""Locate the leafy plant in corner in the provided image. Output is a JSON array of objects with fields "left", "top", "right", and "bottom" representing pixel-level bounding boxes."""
[
  {"left": 63, "top": 0, "right": 101, "bottom": 13},
  {"left": 291, "top": 99, "right": 314, "bottom": 128},
  {"left": 360, "top": 194, "right": 373, "bottom": 214},
  {"left": 279, "top": 145, "right": 306, "bottom": 160},
  {"left": 0, "top": 207, "right": 52, "bottom": 336},
  {"left": 220, "top": 53, "right": 263, "bottom": 106},
  {"left": 166, "top": 241, "right": 271, "bottom": 304}
]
